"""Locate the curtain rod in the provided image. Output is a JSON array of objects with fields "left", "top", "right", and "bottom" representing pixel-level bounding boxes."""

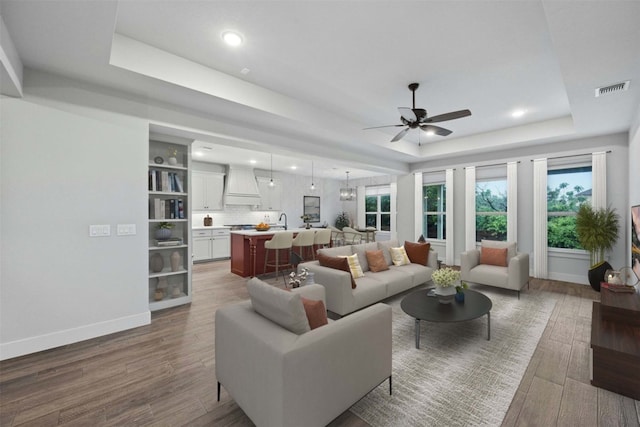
[
  {"left": 464, "top": 161, "right": 521, "bottom": 169},
  {"left": 415, "top": 168, "right": 456, "bottom": 175},
  {"left": 530, "top": 150, "right": 611, "bottom": 161}
]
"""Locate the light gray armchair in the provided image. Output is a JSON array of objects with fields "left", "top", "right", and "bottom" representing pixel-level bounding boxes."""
[
  {"left": 215, "top": 283, "right": 392, "bottom": 427},
  {"left": 460, "top": 240, "right": 530, "bottom": 298}
]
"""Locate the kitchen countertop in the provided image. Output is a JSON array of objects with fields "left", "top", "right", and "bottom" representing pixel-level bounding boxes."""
[
  {"left": 192, "top": 226, "right": 231, "bottom": 230},
  {"left": 230, "top": 227, "right": 312, "bottom": 237}
]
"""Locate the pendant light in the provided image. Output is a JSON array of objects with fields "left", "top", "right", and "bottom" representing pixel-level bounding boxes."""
[
  {"left": 269, "top": 153, "right": 274, "bottom": 187},
  {"left": 340, "top": 171, "right": 356, "bottom": 201},
  {"left": 310, "top": 160, "right": 316, "bottom": 191}
]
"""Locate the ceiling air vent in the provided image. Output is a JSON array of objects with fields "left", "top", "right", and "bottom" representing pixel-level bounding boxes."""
[{"left": 595, "top": 80, "right": 630, "bottom": 97}]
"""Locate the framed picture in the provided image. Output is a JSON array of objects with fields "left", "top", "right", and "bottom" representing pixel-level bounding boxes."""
[
  {"left": 632, "top": 205, "right": 640, "bottom": 281},
  {"left": 304, "top": 196, "right": 320, "bottom": 223}
]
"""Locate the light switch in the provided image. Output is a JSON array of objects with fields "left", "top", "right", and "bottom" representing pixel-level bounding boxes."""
[
  {"left": 117, "top": 224, "right": 137, "bottom": 236},
  {"left": 89, "top": 224, "right": 110, "bottom": 237}
]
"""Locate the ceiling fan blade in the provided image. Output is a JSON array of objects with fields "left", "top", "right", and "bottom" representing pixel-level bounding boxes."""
[
  {"left": 391, "top": 127, "right": 410, "bottom": 142},
  {"left": 420, "top": 124, "right": 452, "bottom": 136},
  {"left": 425, "top": 109, "right": 472, "bottom": 123},
  {"left": 363, "top": 124, "right": 404, "bottom": 130},
  {"left": 398, "top": 107, "right": 417, "bottom": 123}
]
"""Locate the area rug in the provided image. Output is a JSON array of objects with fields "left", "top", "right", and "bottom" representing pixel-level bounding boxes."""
[{"left": 349, "top": 285, "right": 558, "bottom": 427}]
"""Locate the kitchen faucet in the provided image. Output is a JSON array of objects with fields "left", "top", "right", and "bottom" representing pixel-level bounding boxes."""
[{"left": 279, "top": 212, "right": 288, "bottom": 230}]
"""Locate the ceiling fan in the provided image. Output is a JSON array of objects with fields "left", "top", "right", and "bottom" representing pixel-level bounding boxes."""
[{"left": 364, "top": 83, "right": 471, "bottom": 143}]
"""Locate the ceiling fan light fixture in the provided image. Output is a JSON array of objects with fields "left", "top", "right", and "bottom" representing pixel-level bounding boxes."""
[{"left": 363, "top": 82, "right": 471, "bottom": 143}]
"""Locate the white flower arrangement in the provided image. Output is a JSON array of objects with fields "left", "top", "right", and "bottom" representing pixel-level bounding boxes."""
[
  {"left": 431, "top": 267, "right": 461, "bottom": 288},
  {"left": 289, "top": 268, "right": 309, "bottom": 288}
]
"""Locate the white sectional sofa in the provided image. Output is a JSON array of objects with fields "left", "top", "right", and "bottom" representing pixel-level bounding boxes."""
[
  {"left": 299, "top": 240, "right": 438, "bottom": 316},
  {"left": 215, "top": 281, "right": 392, "bottom": 427}
]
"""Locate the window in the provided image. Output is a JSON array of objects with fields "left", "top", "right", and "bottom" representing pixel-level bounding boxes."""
[
  {"left": 365, "top": 188, "right": 390, "bottom": 231},
  {"left": 476, "top": 179, "right": 507, "bottom": 241},
  {"left": 423, "top": 184, "right": 446, "bottom": 239},
  {"left": 547, "top": 166, "right": 592, "bottom": 249}
]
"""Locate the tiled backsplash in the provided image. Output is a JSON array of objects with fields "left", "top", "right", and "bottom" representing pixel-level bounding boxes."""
[{"left": 193, "top": 208, "right": 281, "bottom": 227}]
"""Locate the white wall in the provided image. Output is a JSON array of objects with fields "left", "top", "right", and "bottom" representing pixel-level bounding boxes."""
[{"left": 0, "top": 96, "right": 150, "bottom": 360}]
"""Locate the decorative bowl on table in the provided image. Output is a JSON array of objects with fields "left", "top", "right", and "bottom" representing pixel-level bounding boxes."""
[{"left": 255, "top": 223, "right": 271, "bottom": 231}]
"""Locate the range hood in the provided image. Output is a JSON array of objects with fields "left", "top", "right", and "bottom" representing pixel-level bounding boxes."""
[{"left": 224, "top": 165, "right": 262, "bottom": 206}]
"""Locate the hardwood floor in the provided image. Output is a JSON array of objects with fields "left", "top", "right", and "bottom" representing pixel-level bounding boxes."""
[{"left": 1, "top": 261, "right": 638, "bottom": 426}]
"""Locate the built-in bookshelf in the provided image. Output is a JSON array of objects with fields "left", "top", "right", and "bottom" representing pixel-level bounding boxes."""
[{"left": 148, "top": 139, "right": 192, "bottom": 311}]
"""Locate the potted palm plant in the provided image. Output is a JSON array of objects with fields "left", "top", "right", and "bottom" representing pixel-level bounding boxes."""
[{"left": 575, "top": 203, "right": 620, "bottom": 291}]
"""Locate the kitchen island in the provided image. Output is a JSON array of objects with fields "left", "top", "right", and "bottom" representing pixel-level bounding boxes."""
[{"left": 230, "top": 228, "right": 308, "bottom": 277}]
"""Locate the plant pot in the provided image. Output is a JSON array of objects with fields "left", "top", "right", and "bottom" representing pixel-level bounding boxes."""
[
  {"left": 435, "top": 285, "right": 456, "bottom": 304},
  {"left": 155, "top": 228, "right": 172, "bottom": 241},
  {"left": 588, "top": 261, "right": 612, "bottom": 292}
]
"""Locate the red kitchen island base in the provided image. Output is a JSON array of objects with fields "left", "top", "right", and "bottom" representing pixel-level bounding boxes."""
[{"left": 230, "top": 229, "right": 302, "bottom": 277}]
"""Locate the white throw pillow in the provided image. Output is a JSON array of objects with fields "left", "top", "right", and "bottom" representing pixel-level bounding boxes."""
[
  {"left": 247, "top": 278, "right": 310, "bottom": 334},
  {"left": 389, "top": 246, "right": 410, "bottom": 266},
  {"left": 340, "top": 253, "right": 365, "bottom": 278}
]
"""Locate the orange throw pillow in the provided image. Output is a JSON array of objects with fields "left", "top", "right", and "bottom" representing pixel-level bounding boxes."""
[
  {"left": 480, "top": 246, "right": 508, "bottom": 267},
  {"left": 301, "top": 297, "right": 328, "bottom": 330},
  {"left": 317, "top": 252, "right": 357, "bottom": 289},
  {"left": 366, "top": 250, "right": 389, "bottom": 272},
  {"left": 404, "top": 241, "right": 431, "bottom": 265}
]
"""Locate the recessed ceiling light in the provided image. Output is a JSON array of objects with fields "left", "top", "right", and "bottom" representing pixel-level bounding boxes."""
[
  {"left": 290, "top": 165, "right": 297, "bottom": 170},
  {"left": 249, "top": 159, "right": 257, "bottom": 164},
  {"left": 222, "top": 31, "right": 243, "bottom": 47},
  {"left": 511, "top": 109, "right": 527, "bottom": 118}
]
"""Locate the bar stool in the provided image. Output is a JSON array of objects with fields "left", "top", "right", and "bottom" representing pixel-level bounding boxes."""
[
  {"left": 264, "top": 232, "right": 294, "bottom": 284},
  {"left": 291, "top": 230, "right": 316, "bottom": 262},
  {"left": 313, "top": 229, "right": 332, "bottom": 259}
]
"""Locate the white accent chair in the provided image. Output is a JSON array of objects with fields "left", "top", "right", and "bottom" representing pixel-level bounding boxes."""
[
  {"left": 313, "top": 229, "right": 332, "bottom": 258},
  {"left": 215, "top": 282, "right": 392, "bottom": 427},
  {"left": 460, "top": 240, "right": 530, "bottom": 298}
]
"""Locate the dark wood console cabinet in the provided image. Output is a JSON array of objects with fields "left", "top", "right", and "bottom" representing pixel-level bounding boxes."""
[{"left": 590, "top": 288, "right": 640, "bottom": 400}]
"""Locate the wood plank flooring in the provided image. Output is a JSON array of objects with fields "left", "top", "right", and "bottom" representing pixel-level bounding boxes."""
[{"left": 1, "top": 260, "right": 639, "bottom": 426}]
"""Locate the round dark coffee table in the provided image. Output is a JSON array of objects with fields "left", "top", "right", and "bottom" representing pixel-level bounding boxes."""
[{"left": 401, "top": 288, "right": 492, "bottom": 349}]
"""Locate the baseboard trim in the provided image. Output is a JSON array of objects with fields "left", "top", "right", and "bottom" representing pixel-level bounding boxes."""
[
  {"left": 0, "top": 311, "right": 151, "bottom": 361},
  {"left": 548, "top": 272, "right": 588, "bottom": 285}
]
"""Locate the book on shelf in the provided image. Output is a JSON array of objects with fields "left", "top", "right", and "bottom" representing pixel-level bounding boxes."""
[
  {"left": 174, "top": 174, "right": 184, "bottom": 192},
  {"left": 155, "top": 238, "right": 183, "bottom": 246},
  {"left": 178, "top": 199, "right": 184, "bottom": 219}
]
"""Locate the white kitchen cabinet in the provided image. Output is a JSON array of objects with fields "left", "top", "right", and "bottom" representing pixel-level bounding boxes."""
[
  {"left": 256, "top": 177, "right": 283, "bottom": 211},
  {"left": 192, "top": 171, "right": 225, "bottom": 210},
  {"left": 192, "top": 228, "right": 230, "bottom": 261}
]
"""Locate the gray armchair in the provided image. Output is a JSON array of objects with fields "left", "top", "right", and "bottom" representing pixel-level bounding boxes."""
[{"left": 460, "top": 240, "right": 530, "bottom": 298}]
